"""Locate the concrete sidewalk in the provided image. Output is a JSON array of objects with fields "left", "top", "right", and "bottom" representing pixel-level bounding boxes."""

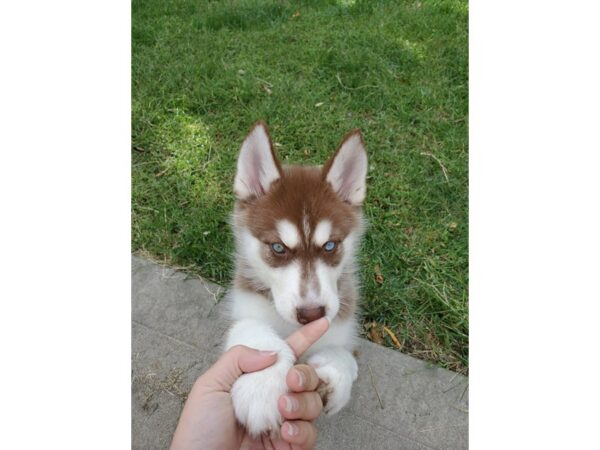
[{"left": 132, "top": 256, "right": 468, "bottom": 449}]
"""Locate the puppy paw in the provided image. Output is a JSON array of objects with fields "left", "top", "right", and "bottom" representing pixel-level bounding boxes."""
[
  {"left": 231, "top": 346, "right": 295, "bottom": 436},
  {"left": 308, "top": 349, "right": 358, "bottom": 415}
]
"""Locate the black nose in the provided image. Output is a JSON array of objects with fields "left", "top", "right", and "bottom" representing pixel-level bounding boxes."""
[{"left": 296, "top": 306, "right": 326, "bottom": 324}]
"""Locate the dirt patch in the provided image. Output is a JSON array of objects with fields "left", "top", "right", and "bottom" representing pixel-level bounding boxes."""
[{"left": 133, "top": 367, "right": 189, "bottom": 415}]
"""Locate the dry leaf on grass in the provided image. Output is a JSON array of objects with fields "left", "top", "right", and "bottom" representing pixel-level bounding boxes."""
[
  {"left": 368, "top": 322, "right": 384, "bottom": 344},
  {"left": 374, "top": 264, "right": 384, "bottom": 284},
  {"left": 383, "top": 325, "right": 403, "bottom": 350}
]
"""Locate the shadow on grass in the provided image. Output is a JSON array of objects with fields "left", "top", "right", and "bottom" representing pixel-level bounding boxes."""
[{"left": 132, "top": 111, "right": 235, "bottom": 280}]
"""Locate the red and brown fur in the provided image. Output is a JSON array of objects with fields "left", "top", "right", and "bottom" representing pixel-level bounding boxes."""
[{"left": 224, "top": 121, "right": 367, "bottom": 435}]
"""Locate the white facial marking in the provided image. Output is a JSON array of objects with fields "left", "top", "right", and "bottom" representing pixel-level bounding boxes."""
[
  {"left": 277, "top": 219, "right": 300, "bottom": 249},
  {"left": 315, "top": 259, "right": 341, "bottom": 320},
  {"left": 238, "top": 229, "right": 302, "bottom": 324},
  {"left": 270, "top": 261, "right": 303, "bottom": 323},
  {"left": 313, "top": 220, "right": 332, "bottom": 246},
  {"left": 234, "top": 218, "right": 365, "bottom": 326}
]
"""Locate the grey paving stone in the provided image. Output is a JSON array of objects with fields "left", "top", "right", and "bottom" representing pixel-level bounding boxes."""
[{"left": 132, "top": 256, "right": 468, "bottom": 450}]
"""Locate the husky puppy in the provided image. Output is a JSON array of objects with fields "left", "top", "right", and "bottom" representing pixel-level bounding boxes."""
[{"left": 225, "top": 122, "right": 367, "bottom": 436}]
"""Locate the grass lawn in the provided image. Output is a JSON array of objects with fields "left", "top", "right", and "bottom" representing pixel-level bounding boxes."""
[{"left": 132, "top": 0, "right": 468, "bottom": 373}]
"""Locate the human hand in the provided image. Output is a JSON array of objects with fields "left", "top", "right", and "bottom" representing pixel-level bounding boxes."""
[{"left": 171, "top": 317, "right": 329, "bottom": 450}]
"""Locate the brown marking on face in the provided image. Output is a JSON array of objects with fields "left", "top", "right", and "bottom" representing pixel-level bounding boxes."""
[
  {"left": 298, "top": 258, "right": 323, "bottom": 300},
  {"left": 234, "top": 271, "right": 271, "bottom": 299},
  {"left": 235, "top": 166, "right": 359, "bottom": 268},
  {"left": 233, "top": 125, "right": 365, "bottom": 320}
]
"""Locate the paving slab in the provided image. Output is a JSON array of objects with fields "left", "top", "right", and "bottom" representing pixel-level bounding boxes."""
[{"left": 132, "top": 256, "right": 468, "bottom": 449}]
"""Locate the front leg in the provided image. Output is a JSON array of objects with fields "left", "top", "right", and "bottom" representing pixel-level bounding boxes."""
[
  {"left": 306, "top": 347, "right": 358, "bottom": 415},
  {"left": 225, "top": 318, "right": 295, "bottom": 437}
]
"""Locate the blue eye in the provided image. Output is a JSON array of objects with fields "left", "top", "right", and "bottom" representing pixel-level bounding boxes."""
[
  {"left": 271, "top": 243, "right": 286, "bottom": 254},
  {"left": 323, "top": 241, "right": 337, "bottom": 252}
]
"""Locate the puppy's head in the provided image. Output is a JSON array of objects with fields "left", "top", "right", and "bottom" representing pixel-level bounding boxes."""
[{"left": 232, "top": 122, "right": 367, "bottom": 325}]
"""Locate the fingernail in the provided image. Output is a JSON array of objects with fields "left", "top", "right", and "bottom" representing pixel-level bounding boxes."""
[
  {"left": 285, "top": 422, "right": 299, "bottom": 436},
  {"left": 294, "top": 369, "right": 305, "bottom": 388},
  {"left": 259, "top": 350, "right": 278, "bottom": 357},
  {"left": 283, "top": 395, "right": 299, "bottom": 412}
]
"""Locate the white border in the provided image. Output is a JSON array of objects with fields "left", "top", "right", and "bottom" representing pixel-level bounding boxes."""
[
  {"left": 0, "top": 1, "right": 130, "bottom": 448},
  {"left": 471, "top": 0, "right": 600, "bottom": 447},
  {"left": 1, "top": 0, "right": 600, "bottom": 447}
]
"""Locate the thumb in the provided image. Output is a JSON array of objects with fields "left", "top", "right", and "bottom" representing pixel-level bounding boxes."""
[{"left": 198, "top": 345, "right": 278, "bottom": 392}]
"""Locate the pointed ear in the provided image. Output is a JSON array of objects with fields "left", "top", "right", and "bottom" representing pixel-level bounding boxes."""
[
  {"left": 234, "top": 122, "right": 283, "bottom": 200},
  {"left": 322, "top": 130, "right": 368, "bottom": 205}
]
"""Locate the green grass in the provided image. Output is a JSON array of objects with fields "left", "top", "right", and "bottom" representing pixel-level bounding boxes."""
[{"left": 132, "top": 0, "right": 468, "bottom": 373}]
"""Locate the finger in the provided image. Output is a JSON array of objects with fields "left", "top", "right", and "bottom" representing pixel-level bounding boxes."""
[
  {"left": 285, "top": 317, "right": 329, "bottom": 358},
  {"left": 235, "top": 346, "right": 279, "bottom": 373},
  {"left": 199, "top": 345, "right": 278, "bottom": 391},
  {"left": 281, "top": 420, "right": 317, "bottom": 449},
  {"left": 279, "top": 392, "right": 323, "bottom": 421},
  {"left": 286, "top": 364, "right": 320, "bottom": 392}
]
